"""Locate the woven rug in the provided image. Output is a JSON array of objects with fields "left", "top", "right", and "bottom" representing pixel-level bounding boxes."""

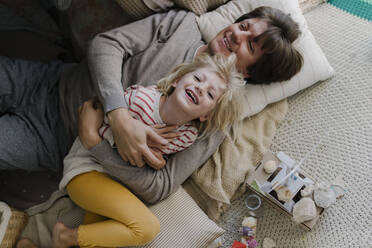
[{"left": 218, "top": 3, "right": 372, "bottom": 247}]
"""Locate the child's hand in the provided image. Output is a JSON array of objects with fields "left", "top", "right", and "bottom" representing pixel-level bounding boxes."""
[
  {"left": 78, "top": 98, "right": 104, "bottom": 149},
  {"left": 149, "top": 124, "right": 180, "bottom": 149},
  {"left": 146, "top": 148, "right": 166, "bottom": 170}
]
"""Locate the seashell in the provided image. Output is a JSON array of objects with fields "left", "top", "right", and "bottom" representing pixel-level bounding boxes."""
[
  {"left": 275, "top": 185, "right": 293, "bottom": 202},
  {"left": 242, "top": 216, "right": 257, "bottom": 228},
  {"left": 301, "top": 184, "right": 314, "bottom": 197},
  {"left": 263, "top": 237, "right": 276, "bottom": 248},
  {"left": 292, "top": 197, "right": 317, "bottom": 223},
  {"left": 314, "top": 182, "right": 336, "bottom": 208},
  {"left": 264, "top": 160, "right": 278, "bottom": 174}
]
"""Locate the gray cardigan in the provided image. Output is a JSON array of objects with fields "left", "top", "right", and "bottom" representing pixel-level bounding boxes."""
[{"left": 57, "top": 10, "right": 225, "bottom": 204}]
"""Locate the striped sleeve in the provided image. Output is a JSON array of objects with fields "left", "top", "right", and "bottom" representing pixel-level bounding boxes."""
[
  {"left": 98, "top": 121, "right": 115, "bottom": 147},
  {"left": 161, "top": 124, "right": 198, "bottom": 155},
  {"left": 99, "top": 85, "right": 158, "bottom": 148},
  {"left": 125, "top": 86, "right": 158, "bottom": 126}
]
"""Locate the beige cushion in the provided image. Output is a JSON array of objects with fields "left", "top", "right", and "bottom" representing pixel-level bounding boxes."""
[
  {"left": 19, "top": 187, "right": 223, "bottom": 248},
  {"left": 115, "top": 0, "right": 175, "bottom": 19},
  {"left": 197, "top": 0, "right": 335, "bottom": 118},
  {"left": 139, "top": 187, "right": 225, "bottom": 247},
  {"left": 115, "top": 0, "right": 154, "bottom": 20},
  {"left": 116, "top": 0, "right": 229, "bottom": 17},
  {"left": 173, "top": 0, "right": 229, "bottom": 15}
]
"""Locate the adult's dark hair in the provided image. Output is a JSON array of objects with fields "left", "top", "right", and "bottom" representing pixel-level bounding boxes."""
[{"left": 235, "top": 6, "right": 303, "bottom": 84}]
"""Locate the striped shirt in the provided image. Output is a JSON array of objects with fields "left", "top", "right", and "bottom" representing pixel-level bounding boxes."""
[{"left": 99, "top": 85, "right": 198, "bottom": 155}]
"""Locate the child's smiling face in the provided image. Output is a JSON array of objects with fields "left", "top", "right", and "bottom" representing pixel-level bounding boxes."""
[{"left": 169, "top": 67, "right": 227, "bottom": 122}]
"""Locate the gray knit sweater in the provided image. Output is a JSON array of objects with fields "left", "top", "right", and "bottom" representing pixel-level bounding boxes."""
[{"left": 56, "top": 10, "right": 225, "bottom": 205}]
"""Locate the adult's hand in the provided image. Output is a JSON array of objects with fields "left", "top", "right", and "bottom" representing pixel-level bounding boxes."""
[
  {"left": 78, "top": 98, "right": 104, "bottom": 149},
  {"left": 107, "top": 108, "right": 168, "bottom": 168}
]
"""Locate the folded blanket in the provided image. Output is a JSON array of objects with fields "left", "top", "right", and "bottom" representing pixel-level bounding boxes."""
[{"left": 184, "top": 99, "right": 288, "bottom": 221}]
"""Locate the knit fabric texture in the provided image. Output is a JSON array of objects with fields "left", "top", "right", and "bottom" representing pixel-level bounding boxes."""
[
  {"left": 218, "top": 3, "right": 372, "bottom": 247},
  {"left": 173, "top": 0, "right": 228, "bottom": 15},
  {"left": 115, "top": 0, "right": 153, "bottom": 20}
]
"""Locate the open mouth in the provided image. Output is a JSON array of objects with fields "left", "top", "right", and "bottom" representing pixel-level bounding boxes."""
[
  {"left": 223, "top": 35, "right": 232, "bottom": 52},
  {"left": 185, "top": 89, "right": 198, "bottom": 104}
]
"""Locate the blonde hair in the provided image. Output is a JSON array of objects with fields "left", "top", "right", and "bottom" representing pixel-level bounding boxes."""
[{"left": 157, "top": 53, "right": 245, "bottom": 139}]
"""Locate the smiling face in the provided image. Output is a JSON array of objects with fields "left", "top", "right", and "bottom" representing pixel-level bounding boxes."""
[
  {"left": 169, "top": 67, "right": 227, "bottom": 122},
  {"left": 206, "top": 18, "right": 268, "bottom": 78}
]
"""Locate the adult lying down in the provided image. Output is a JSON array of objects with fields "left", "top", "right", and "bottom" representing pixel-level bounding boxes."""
[
  {"left": 1, "top": 5, "right": 302, "bottom": 198},
  {"left": 1, "top": 5, "right": 303, "bottom": 248}
]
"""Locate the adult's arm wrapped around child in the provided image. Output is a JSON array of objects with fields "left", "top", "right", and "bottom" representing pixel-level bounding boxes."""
[{"left": 88, "top": 132, "right": 225, "bottom": 204}]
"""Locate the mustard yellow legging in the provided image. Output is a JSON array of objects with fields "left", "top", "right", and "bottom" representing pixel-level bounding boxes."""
[{"left": 66, "top": 171, "right": 160, "bottom": 247}]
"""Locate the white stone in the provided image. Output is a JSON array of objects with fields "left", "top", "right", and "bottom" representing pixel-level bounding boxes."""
[
  {"left": 314, "top": 182, "right": 336, "bottom": 208},
  {"left": 292, "top": 197, "right": 317, "bottom": 223},
  {"left": 301, "top": 184, "right": 315, "bottom": 197},
  {"left": 275, "top": 185, "right": 293, "bottom": 202},
  {"left": 242, "top": 216, "right": 257, "bottom": 228},
  {"left": 264, "top": 160, "right": 278, "bottom": 174},
  {"left": 263, "top": 237, "right": 276, "bottom": 248}
]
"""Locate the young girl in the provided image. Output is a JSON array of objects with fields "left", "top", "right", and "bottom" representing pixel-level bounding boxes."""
[
  {"left": 52, "top": 53, "right": 245, "bottom": 248},
  {"left": 96, "top": 53, "right": 245, "bottom": 166}
]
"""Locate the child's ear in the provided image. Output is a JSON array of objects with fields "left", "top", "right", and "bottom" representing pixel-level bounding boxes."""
[
  {"left": 171, "top": 81, "right": 178, "bottom": 87},
  {"left": 199, "top": 115, "right": 209, "bottom": 122}
]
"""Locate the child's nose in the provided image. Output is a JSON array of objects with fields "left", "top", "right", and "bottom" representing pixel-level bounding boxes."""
[{"left": 195, "top": 85, "right": 205, "bottom": 96}]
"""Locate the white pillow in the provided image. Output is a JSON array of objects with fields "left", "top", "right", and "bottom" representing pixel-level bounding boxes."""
[
  {"left": 138, "top": 187, "right": 225, "bottom": 248},
  {"left": 197, "top": 0, "right": 334, "bottom": 117}
]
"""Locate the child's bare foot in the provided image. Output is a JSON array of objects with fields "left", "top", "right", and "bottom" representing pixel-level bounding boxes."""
[
  {"left": 52, "top": 222, "right": 78, "bottom": 248},
  {"left": 16, "top": 238, "right": 38, "bottom": 248}
]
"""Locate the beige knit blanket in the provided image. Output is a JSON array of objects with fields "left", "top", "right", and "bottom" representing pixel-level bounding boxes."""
[{"left": 184, "top": 99, "right": 288, "bottom": 221}]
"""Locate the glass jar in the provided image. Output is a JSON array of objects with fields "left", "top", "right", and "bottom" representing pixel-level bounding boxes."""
[{"left": 244, "top": 194, "right": 263, "bottom": 217}]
